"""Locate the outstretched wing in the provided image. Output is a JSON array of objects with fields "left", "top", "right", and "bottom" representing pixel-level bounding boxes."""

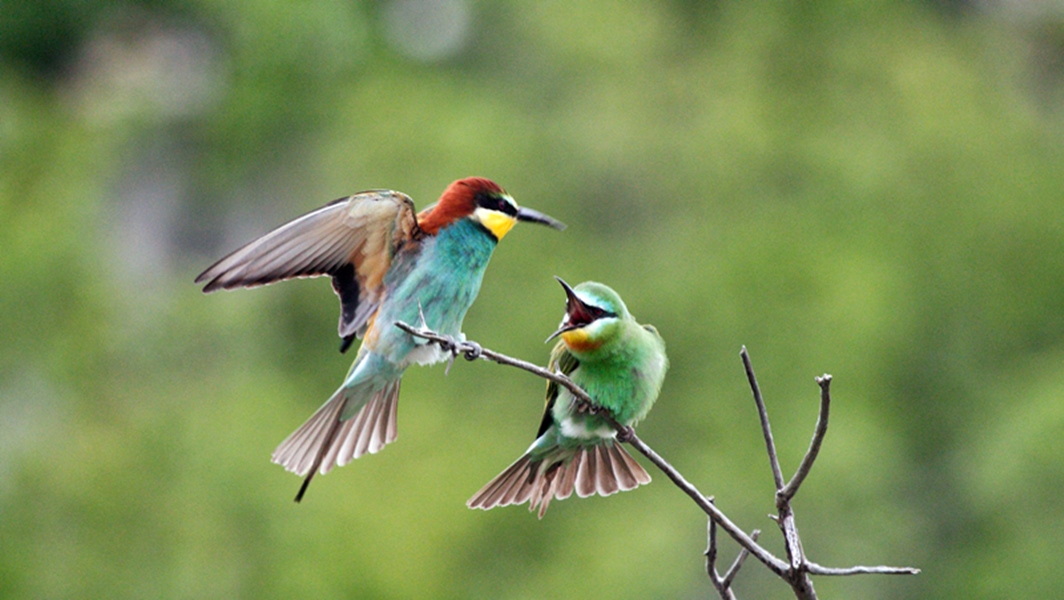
[
  {"left": 536, "top": 342, "right": 580, "bottom": 438},
  {"left": 195, "top": 190, "right": 423, "bottom": 348}
]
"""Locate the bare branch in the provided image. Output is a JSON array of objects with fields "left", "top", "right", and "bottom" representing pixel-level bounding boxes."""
[
  {"left": 743, "top": 347, "right": 816, "bottom": 598},
  {"left": 395, "top": 323, "right": 920, "bottom": 598},
  {"left": 396, "top": 320, "right": 560, "bottom": 382},
  {"left": 705, "top": 515, "right": 718, "bottom": 578},
  {"left": 705, "top": 515, "right": 739, "bottom": 600},
  {"left": 806, "top": 562, "right": 921, "bottom": 576},
  {"left": 395, "top": 321, "right": 620, "bottom": 424},
  {"left": 778, "top": 375, "right": 832, "bottom": 504},
  {"left": 617, "top": 431, "right": 788, "bottom": 576},
  {"left": 741, "top": 347, "right": 785, "bottom": 490},
  {"left": 706, "top": 500, "right": 760, "bottom": 600},
  {"left": 722, "top": 529, "right": 760, "bottom": 590}
]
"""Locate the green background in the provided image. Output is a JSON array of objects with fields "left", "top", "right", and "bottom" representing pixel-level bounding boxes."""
[{"left": 3, "top": 1, "right": 1063, "bottom": 598}]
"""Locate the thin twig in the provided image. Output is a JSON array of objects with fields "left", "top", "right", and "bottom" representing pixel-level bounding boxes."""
[
  {"left": 722, "top": 530, "right": 760, "bottom": 589},
  {"left": 778, "top": 375, "right": 832, "bottom": 505},
  {"left": 395, "top": 321, "right": 588, "bottom": 399},
  {"left": 741, "top": 347, "right": 785, "bottom": 490},
  {"left": 599, "top": 427, "right": 788, "bottom": 575},
  {"left": 706, "top": 515, "right": 738, "bottom": 600},
  {"left": 706, "top": 502, "right": 759, "bottom": 599},
  {"left": 705, "top": 516, "right": 718, "bottom": 578},
  {"left": 707, "top": 508, "right": 761, "bottom": 600},
  {"left": 806, "top": 562, "right": 921, "bottom": 576},
  {"left": 743, "top": 347, "right": 816, "bottom": 597}
]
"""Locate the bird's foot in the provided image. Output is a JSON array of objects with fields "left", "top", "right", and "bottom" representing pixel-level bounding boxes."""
[
  {"left": 439, "top": 335, "right": 458, "bottom": 375},
  {"left": 574, "top": 398, "right": 599, "bottom": 415},
  {"left": 437, "top": 334, "right": 459, "bottom": 354},
  {"left": 615, "top": 425, "right": 636, "bottom": 443},
  {"left": 461, "top": 341, "right": 482, "bottom": 361},
  {"left": 438, "top": 334, "right": 473, "bottom": 375}
]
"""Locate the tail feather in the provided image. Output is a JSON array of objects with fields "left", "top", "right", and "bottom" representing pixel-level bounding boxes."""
[
  {"left": 471, "top": 455, "right": 534, "bottom": 509},
  {"left": 323, "top": 404, "right": 360, "bottom": 471},
  {"left": 325, "top": 391, "right": 377, "bottom": 472},
  {"left": 556, "top": 456, "right": 578, "bottom": 501},
  {"left": 595, "top": 444, "right": 619, "bottom": 496},
  {"left": 374, "top": 385, "right": 398, "bottom": 450},
  {"left": 528, "top": 465, "right": 562, "bottom": 518},
  {"left": 272, "top": 389, "right": 346, "bottom": 475},
  {"left": 467, "top": 441, "right": 651, "bottom": 518},
  {"left": 509, "top": 466, "right": 538, "bottom": 506},
  {"left": 272, "top": 379, "right": 400, "bottom": 501},
  {"left": 575, "top": 446, "right": 597, "bottom": 498},
  {"left": 350, "top": 395, "right": 381, "bottom": 460},
  {"left": 612, "top": 441, "right": 651, "bottom": 488}
]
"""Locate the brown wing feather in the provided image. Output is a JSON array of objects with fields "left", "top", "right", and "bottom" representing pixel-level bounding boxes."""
[
  {"left": 537, "top": 343, "right": 579, "bottom": 438},
  {"left": 195, "top": 190, "right": 422, "bottom": 341}
]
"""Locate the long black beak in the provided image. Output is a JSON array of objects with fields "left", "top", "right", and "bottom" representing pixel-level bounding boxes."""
[
  {"left": 517, "top": 207, "right": 566, "bottom": 230},
  {"left": 546, "top": 276, "right": 592, "bottom": 342}
]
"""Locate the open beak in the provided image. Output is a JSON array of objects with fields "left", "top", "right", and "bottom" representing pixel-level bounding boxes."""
[
  {"left": 517, "top": 207, "right": 566, "bottom": 231},
  {"left": 546, "top": 276, "right": 594, "bottom": 342}
]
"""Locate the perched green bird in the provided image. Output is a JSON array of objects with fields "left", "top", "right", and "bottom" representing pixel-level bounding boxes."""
[
  {"left": 468, "top": 278, "right": 667, "bottom": 518},
  {"left": 196, "top": 178, "right": 564, "bottom": 501}
]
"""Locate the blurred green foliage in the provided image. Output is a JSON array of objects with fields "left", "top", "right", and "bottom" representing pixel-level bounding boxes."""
[{"left": 3, "top": 1, "right": 1064, "bottom": 598}]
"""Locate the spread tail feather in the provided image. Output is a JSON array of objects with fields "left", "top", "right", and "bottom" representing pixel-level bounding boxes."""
[
  {"left": 272, "top": 379, "right": 400, "bottom": 502},
  {"left": 467, "top": 440, "right": 651, "bottom": 518}
]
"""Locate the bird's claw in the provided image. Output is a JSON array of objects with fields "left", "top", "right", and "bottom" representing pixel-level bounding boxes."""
[
  {"left": 574, "top": 398, "right": 599, "bottom": 415},
  {"left": 438, "top": 334, "right": 460, "bottom": 375},
  {"left": 439, "top": 334, "right": 478, "bottom": 374},
  {"left": 616, "top": 425, "right": 636, "bottom": 443},
  {"left": 462, "top": 341, "right": 482, "bottom": 361},
  {"left": 438, "top": 334, "right": 458, "bottom": 354}
]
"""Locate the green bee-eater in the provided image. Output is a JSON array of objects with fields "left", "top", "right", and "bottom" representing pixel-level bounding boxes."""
[
  {"left": 196, "top": 178, "right": 564, "bottom": 500},
  {"left": 468, "top": 278, "right": 667, "bottom": 518}
]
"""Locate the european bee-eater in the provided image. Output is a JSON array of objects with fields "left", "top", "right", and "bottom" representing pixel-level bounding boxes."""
[
  {"left": 196, "top": 177, "right": 564, "bottom": 501},
  {"left": 467, "top": 278, "right": 667, "bottom": 518}
]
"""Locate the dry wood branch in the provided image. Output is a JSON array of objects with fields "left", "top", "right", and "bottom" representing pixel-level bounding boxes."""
[
  {"left": 806, "top": 562, "right": 920, "bottom": 576},
  {"left": 395, "top": 322, "right": 920, "bottom": 598},
  {"left": 706, "top": 508, "right": 761, "bottom": 600},
  {"left": 742, "top": 346, "right": 785, "bottom": 491},
  {"left": 778, "top": 375, "right": 831, "bottom": 505}
]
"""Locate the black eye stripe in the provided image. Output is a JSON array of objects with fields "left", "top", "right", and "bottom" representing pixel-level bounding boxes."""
[
  {"left": 567, "top": 301, "right": 617, "bottom": 326},
  {"left": 475, "top": 192, "right": 517, "bottom": 216},
  {"left": 593, "top": 308, "right": 618, "bottom": 320}
]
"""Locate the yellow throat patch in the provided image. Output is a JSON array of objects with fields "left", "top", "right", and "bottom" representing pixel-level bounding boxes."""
[
  {"left": 561, "top": 328, "right": 602, "bottom": 352},
  {"left": 474, "top": 207, "right": 517, "bottom": 240}
]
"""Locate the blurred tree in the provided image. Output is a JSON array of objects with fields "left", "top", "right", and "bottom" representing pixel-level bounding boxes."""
[{"left": 3, "top": 1, "right": 1064, "bottom": 598}]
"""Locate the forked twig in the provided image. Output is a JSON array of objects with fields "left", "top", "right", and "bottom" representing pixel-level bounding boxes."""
[{"left": 706, "top": 504, "right": 761, "bottom": 600}]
